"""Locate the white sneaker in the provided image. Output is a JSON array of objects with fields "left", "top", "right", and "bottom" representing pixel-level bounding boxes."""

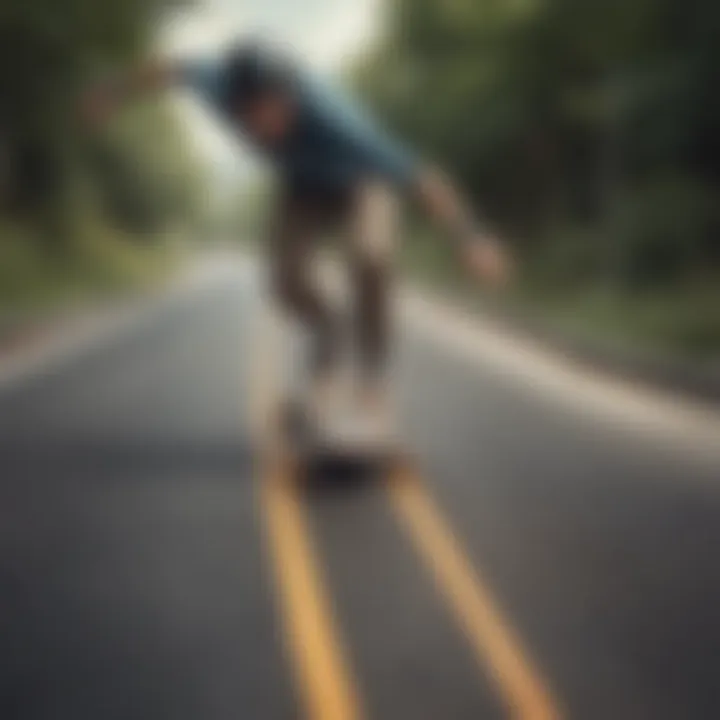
[
  {"left": 306, "top": 368, "right": 344, "bottom": 425},
  {"left": 318, "top": 392, "right": 397, "bottom": 453}
]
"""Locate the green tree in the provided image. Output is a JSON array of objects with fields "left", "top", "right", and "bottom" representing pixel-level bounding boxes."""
[
  {"left": 0, "top": 0, "right": 196, "bottom": 241},
  {"left": 358, "top": 0, "right": 720, "bottom": 289}
]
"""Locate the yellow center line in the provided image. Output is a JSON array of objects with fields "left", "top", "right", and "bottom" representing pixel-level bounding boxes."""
[
  {"left": 388, "top": 464, "right": 562, "bottom": 720},
  {"left": 252, "top": 295, "right": 362, "bottom": 720},
  {"left": 262, "top": 457, "right": 363, "bottom": 720}
]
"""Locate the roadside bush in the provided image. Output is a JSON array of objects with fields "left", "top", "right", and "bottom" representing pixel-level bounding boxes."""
[
  {"left": 612, "top": 176, "right": 717, "bottom": 289},
  {"left": 0, "top": 215, "right": 170, "bottom": 312}
]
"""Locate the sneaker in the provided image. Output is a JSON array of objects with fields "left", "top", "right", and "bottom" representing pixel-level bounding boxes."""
[
  {"left": 305, "top": 367, "right": 344, "bottom": 428},
  {"left": 318, "top": 384, "right": 397, "bottom": 452}
]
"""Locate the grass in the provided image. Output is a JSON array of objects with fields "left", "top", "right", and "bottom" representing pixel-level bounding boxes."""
[
  {"left": 400, "top": 226, "right": 720, "bottom": 360},
  {"left": 519, "top": 285, "right": 720, "bottom": 358},
  {"left": 0, "top": 219, "right": 179, "bottom": 322}
]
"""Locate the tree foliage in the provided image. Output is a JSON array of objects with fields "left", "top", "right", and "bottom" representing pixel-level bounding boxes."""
[
  {"left": 0, "top": 0, "right": 198, "bottom": 240},
  {"left": 358, "top": 0, "right": 720, "bottom": 289}
]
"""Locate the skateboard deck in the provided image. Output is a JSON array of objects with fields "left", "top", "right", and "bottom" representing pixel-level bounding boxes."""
[{"left": 278, "top": 397, "right": 400, "bottom": 485}]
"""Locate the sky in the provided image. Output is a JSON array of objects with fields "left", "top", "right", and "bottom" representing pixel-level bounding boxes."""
[
  {"left": 162, "top": 0, "right": 382, "bottom": 68},
  {"left": 160, "top": 0, "right": 383, "bottom": 190}
]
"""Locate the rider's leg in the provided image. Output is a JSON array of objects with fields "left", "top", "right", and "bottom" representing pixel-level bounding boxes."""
[
  {"left": 348, "top": 182, "right": 400, "bottom": 412},
  {"left": 269, "top": 192, "right": 341, "bottom": 386}
]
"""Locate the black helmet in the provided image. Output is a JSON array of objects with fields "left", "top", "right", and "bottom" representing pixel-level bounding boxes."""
[{"left": 222, "top": 41, "right": 296, "bottom": 112}]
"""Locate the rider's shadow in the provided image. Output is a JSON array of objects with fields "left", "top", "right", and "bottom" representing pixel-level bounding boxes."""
[{"left": 300, "top": 454, "right": 393, "bottom": 498}]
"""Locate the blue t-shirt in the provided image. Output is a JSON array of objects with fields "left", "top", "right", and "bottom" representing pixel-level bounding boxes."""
[{"left": 177, "top": 55, "right": 418, "bottom": 195}]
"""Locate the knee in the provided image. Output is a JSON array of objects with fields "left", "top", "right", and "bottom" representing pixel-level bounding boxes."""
[
  {"left": 353, "top": 247, "right": 391, "bottom": 280},
  {"left": 352, "top": 183, "right": 399, "bottom": 268},
  {"left": 352, "top": 256, "right": 388, "bottom": 305},
  {"left": 272, "top": 262, "right": 302, "bottom": 310}
]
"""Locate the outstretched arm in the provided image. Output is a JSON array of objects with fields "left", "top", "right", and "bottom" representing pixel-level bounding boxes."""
[
  {"left": 413, "top": 167, "right": 511, "bottom": 286},
  {"left": 80, "top": 60, "right": 180, "bottom": 126}
]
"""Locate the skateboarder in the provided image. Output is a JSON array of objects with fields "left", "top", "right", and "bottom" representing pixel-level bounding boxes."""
[{"left": 81, "top": 40, "right": 510, "bottom": 441}]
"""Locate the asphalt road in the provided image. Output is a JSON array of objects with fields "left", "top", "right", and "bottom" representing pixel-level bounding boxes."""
[{"left": 2, "top": 261, "right": 720, "bottom": 720}]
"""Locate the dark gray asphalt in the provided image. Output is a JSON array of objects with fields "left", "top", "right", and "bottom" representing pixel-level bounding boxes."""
[{"left": 2, "top": 269, "right": 720, "bottom": 719}]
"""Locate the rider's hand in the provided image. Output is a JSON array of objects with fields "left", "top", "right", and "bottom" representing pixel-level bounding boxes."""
[{"left": 461, "top": 235, "right": 512, "bottom": 288}]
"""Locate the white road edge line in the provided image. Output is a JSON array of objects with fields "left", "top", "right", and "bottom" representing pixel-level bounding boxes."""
[
  {"left": 401, "top": 290, "right": 720, "bottom": 461},
  {"left": 0, "top": 256, "right": 247, "bottom": 392}
]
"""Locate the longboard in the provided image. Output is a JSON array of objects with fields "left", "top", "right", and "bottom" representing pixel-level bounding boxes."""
[{"left": 277, "top": 397, "right": 402, "bottom": 487}]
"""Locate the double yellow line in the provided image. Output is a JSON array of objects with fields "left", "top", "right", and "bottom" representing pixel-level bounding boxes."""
[
  {"left": 253, "top": 301, "right": 561, "bottom": 720},
  {"left": 261, "top": 454, "right": 560, "bottom": 720}
]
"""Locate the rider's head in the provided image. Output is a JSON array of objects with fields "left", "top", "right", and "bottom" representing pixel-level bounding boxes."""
[{"left": 222, "top": 42, "right": 298, "bottom": 145}]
